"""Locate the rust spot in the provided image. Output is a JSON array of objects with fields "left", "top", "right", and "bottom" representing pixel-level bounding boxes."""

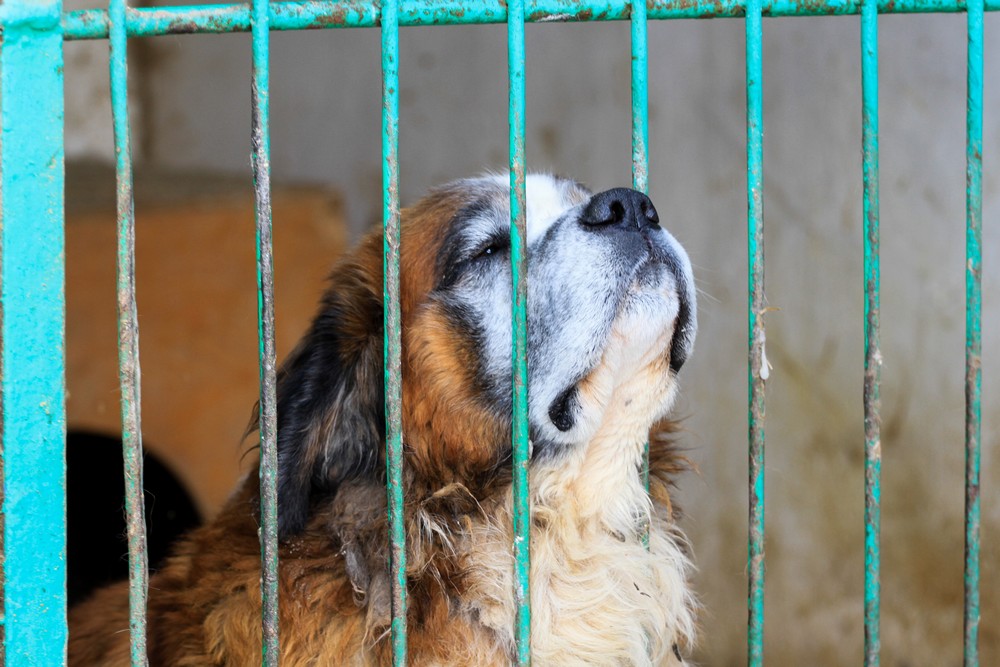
[
  {"left": 205, "top": 17, "right": 232, "bottom": 33},
  {"left": 311, "top": 8, "right": 349, "bottom": 27},
  {"left": 783, "top": 0, "right": 846, "bottom": 15},
  {"left": 166, "top": 19, "right": 201, "bottom": 34}
]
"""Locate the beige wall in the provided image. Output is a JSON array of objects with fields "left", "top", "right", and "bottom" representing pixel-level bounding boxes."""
[
  {"left": 64, "top": 9, "right": 999, "bottom": 665},
  {"left": 65, "top": 167, "right": 347, "bottom": 516}
]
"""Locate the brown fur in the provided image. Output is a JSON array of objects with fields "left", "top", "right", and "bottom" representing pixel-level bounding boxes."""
[{"left": 69, "top": 446, "right": 687, "bottom": 666}]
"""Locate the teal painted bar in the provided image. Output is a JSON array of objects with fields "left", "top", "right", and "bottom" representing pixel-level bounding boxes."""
[
  {"left": 381, "top": 0, "right": 408, "bottom": 661},
  {"left": 0, "top": 0, "right": 68, "bottom": 663},
  {"left": 55, "top": 0, "right": 1000, "bottom": 40},
  {"left": 508, "top": 0, "right": 531, "bottom": 660},
  {"left": 963, "top": 0, "right": 983, "bottom": 662},
  {"left": 630, "top": 0, "right": 651, "bottom": 549},
  {"left": 861, "top": 1, "right": 881, "bottom": 664},
  {"left": 630, "top": 0, "right": 648, "bottom": 196},
  {"left": 745, "top": 0, "right": 766, "bottom": 663},
  {"left": 109, "top": 0, "right": 150, "bottom": 661},
  {"left": 250, "top": 0, "right": 281, "bottom": 661}
]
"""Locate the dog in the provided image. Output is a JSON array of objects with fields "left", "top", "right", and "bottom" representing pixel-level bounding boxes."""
[{"left": 69, "top": 173, "right": 698, "bottom": 666}]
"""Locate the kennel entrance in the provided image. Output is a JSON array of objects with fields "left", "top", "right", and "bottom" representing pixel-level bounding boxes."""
[{"left": 0, "top": 0, "right": 990, "bottom": 664}]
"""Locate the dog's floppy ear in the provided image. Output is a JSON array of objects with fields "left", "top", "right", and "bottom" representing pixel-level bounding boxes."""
[{"left": 271, "top": 245, "right": 385, "bottom": 538}]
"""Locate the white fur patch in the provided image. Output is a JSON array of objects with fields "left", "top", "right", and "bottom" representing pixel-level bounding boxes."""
[{"left": 486, "top": 172, "right": 581, "bottom": 244}]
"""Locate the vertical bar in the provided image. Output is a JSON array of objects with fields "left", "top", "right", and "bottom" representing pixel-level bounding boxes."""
[
  {"left": 508, "top": 0, "right": 531, "bottom": 661},
  {"left": 381, "top": 0, "right": 407, "bottom": 661},
  {"left": 109, "top": 0, "right": 149, "bottom": 662},
  {"left": 963, "top": 0, "right": 983, "bottom": 662},
  {"left": 631, "top": 0, "right": 650, "bottom": 548},
  {"left": 861, "top": 1, "right": 881, "bottom": 664},
  {"left": 631, "top": 0, "right": 648, "bottom": 196},
  {"left": 745, "top": 0, "right": 765, "bottom": 663},
  {"left": 0, "top": 0, "right": 68, "bottom": 663},
  {"left": 250, "top": 0, "right": 280, "bottom": 661}
]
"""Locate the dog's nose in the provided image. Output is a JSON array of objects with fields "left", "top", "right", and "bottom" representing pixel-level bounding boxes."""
[{"left": 580, "top": 188, "right": 660, "bottom": 231}]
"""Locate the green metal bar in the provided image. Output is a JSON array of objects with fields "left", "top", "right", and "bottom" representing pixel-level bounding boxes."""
[
  {"left": 508, "top": 0, "right": 531, "bottom": 660},
  {"left": 56, "top": 0, "right": 1000, "bottom": 40},
  {"left": 631, "top": 0, "right": 650, "bottom": 549},
  {"left": 251, "top": 0, "right": 280, "bottom": 661},
  {"left": 745, "top": 0, "right": 765, "bottom": 662},
  {"left": 631, "top": 0, "right": 648, "bottom": 196},
  {"left": 861, "top": 0, "right": 881, "bottom": 663},
  {"left": 0, "top": 0, "right": 68, "bottom": 663},
  {"left": 109, "top": 0, "right": 149, "bottom": 662},
  {"left": 963, "top": 0, "right": 982, "bottom": 662},
  {"left": 381, "top": 0, "right": 407, "bottom": 661}
]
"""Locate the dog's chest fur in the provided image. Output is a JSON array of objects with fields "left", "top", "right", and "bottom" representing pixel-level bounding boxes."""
[
  {"left": 461, "top": 456, "right": 694, "bottom": 665},
  {"left": 458, "top": 496, "right": 694, "bottom": 666},
  {"left": 397, "top": 413, "right": 696, "bottom": 665}
]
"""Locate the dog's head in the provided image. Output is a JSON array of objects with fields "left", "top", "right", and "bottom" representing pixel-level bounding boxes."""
[{"left": 272, "top": 174, "right": 696, "bottom": 537}]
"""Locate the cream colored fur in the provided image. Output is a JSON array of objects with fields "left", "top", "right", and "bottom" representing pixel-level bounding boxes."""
[{"left": 456, "top": 324, "right": 697, "bottom": 666}]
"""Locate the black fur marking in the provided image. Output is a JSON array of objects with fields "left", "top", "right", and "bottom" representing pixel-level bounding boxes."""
[
  {"left": 435, "top": 199, "right": 510, "bottom": 291},
  {"left": 547, "top": 384, "right": 578, "bottom": 432},
  {"left": 669, "top": 292, "right": 693, "bottom": 373},
  {"left": 273, "top": 289, "right": 385, "bottom": 539},
  {"left": 644, "top": 233, "right": 693, "bottom": 374}
]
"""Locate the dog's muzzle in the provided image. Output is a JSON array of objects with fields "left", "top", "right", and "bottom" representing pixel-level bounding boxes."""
[{"left": 581, "top": 188, "right": 695, "bottom": 373}]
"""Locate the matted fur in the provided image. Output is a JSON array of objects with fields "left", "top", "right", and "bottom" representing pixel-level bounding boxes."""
[{"left": 69, "top": 175, "right": 699, "bottom": 666}]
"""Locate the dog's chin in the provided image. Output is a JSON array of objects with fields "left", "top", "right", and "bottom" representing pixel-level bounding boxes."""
[
  {"left": 615, "top": 286, "right": 682, "bottom": 368},
  {"left": 539, "top": 313, "right": 679, "bottom": 452}
]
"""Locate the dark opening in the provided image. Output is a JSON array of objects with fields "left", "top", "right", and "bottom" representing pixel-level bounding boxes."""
[{"left": 67, "top": 431, "right": 201, "bottom": 606}]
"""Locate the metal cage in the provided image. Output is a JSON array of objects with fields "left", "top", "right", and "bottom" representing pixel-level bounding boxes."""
[{"left": 0, "top": 0, "right": 989, "bottom": 664}]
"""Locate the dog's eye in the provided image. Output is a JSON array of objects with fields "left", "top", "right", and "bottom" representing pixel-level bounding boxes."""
[
  {"left": 472, "top": 238, "right": 508, "bottom": 261},
  {"left": 437, "top": 235, "right": 510, "bottom": 290}
]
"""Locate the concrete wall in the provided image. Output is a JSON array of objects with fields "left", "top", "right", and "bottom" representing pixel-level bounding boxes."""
[{"left": 64, "top": 8, "right": 999, "bottom": 665}]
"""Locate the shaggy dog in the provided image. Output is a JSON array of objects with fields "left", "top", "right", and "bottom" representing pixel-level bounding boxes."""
[{"left": 69, "top": 174, "right": 698, "bottom": 666}]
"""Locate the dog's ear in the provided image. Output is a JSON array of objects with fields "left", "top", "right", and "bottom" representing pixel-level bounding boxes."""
[{"left": 271, "top": 247, "right": 385, "bottom": 538}]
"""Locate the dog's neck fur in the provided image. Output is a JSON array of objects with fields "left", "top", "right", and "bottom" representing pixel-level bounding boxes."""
[{"left": 452, "top": 350, "right": 696, "bottom": 666}]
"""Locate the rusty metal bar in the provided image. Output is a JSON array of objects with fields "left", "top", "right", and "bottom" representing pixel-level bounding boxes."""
[
  {"left": 508, "top": 0, "right": 531, "bottom": 658},
  {"left": 250, "top": 0, "right": 281, "bottom": 661},
  {"left": 861, "top": 0, "right": 881, "bottom": 663},
  {"left": 963, "top": 0, "right": 983, "bottom": 662},
  {"left": 56, "top": 0, "right": 1000, "bottom": 40},
  {"left": 745, "top": 0, "right": 766, "bottom": 662},
  {"left": 381, "top": 0, "right": 408, "bottom": 660},
  {"left": 631, "top": 0, "right": 648, "bottom": 197},
  {"left": 631, "top": 0, "right": 650, "bottom": 546},
  {"left": 109, "top": 0, "right": 149, "bottom": 661}
]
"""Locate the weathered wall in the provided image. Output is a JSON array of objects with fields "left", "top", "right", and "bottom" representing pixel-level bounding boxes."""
[{"left": 64, "top": 8, "right": 999, "bottom": 665}]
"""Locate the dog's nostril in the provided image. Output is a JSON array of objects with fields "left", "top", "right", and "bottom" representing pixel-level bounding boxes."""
[
  {"left": 609, "top": 201, "right": 626, "bottom": 225},
  {"left": 641, "top": 201, "right": 660, "bottom": 227}
]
